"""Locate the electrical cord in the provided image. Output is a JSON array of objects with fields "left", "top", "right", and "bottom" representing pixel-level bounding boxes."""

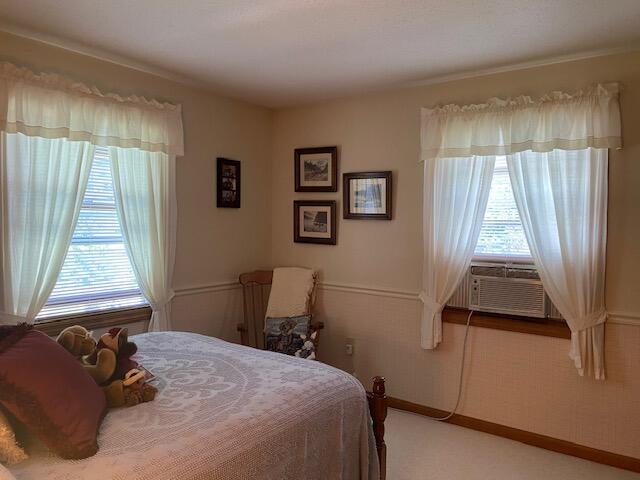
[{"left": 434, "top": 309, "right": 473, "bottom": 421}]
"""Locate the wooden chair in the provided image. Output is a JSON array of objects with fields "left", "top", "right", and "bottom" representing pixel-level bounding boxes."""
[{"left": 237, "top": 269, "right": 324, "bottom": 350}]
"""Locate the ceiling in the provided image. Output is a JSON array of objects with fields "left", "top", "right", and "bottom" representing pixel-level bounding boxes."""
[{"left": 1, "top": 0, "right": 640, "bottom": 107}]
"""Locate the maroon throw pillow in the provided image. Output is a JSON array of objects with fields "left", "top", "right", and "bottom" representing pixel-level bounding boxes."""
[{"left": 0, "top": 325, "right": 106, "bottom": 459}]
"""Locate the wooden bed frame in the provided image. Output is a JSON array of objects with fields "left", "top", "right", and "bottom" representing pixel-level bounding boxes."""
[{"left": 238, "top": 270, "right": 388, "bottom": 479}]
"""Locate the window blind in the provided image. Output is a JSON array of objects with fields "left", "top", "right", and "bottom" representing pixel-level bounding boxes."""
[
  {"left": 474, "top": 156, "right": 531, "bottom": 259},
  {"left": 37, "top": 148, "right": 146, "bottom": 319}
]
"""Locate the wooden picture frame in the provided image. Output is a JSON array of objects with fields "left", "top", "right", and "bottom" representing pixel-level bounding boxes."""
[
  {"left": 217, "top": 157, "right": 241, "bottom": 208},
  {"left": 294, "top": 146, "right": 338, "bottom": 192},
  {"left": 293, "top": 200, "right": 337, "bottom": 245},
  {"left": 343, "top": 171, "right": 392, "bottom": 220}
]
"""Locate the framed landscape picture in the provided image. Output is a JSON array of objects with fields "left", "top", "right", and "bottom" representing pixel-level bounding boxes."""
[
  {"left": 294, "top": 146, "right": 338, "bottom": 192},
  {"left": 217, "top": 157, "right": 240, "bottom": 208},
  {"left": 343, "top": 171, "right": 392, "bottom": 220},
  {"left": 293, "top": 200, "right": 337, "bottom": 245}
]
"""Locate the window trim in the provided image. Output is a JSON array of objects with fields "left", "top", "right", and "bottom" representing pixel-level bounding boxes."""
[
  {"left": 472, "top": 254, "right": 534, "bottom": 264},
  {"left": 35, "top": 306, "right": 151, "bottom": 337},
  {"left": 443, "top": 306, "right": 571, "bottom": 339}
]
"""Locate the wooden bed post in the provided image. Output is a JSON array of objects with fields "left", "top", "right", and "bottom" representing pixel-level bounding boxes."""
[{"left": 368, "top": 376, "right": 387, "bottom": 480}]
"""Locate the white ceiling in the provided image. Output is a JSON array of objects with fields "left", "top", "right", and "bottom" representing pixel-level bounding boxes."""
[{"left": 1, "top": 0, "right": 640, "bottom": 107}]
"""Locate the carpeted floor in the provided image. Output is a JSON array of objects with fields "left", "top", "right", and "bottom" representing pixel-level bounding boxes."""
[{"left": 386, "top": 409, "right": 639, "bottom": 480}]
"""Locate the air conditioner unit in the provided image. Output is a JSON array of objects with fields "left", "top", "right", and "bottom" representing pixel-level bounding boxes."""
[
  {"left": 447, "top": 263, "right": 563, "bottom": 319},
  {"left": 469, "top": 263, "right": 546, "bottom": 317},
  {"left": 445, "top": 262, "right": 549, "bottom": 318}
]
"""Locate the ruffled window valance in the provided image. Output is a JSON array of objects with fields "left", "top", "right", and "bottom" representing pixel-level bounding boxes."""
[
  {"left": 421, "top": 83, "right": 621, "bottom": 161},
  {"left": 0, "top": 62, "right": 184, "bottom": 156}
]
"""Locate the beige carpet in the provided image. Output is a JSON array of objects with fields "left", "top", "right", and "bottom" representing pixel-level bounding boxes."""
[{"left": 386, "top": 409, "right": 639, "bottom": 480}]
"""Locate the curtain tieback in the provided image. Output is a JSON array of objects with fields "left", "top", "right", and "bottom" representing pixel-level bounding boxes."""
[
  {"left": 149, "top": 290, "right": 175, "bottom": 311},
  {"left": 418, "top": 292, "right": 442, "bottom": 314},
  {"left": 570, "top": 309, "right": 607, "bottom": 332}
]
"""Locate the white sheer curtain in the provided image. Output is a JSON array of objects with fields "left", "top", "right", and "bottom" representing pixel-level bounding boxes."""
[
  {"left": 110, "top": 147, "right": 177, "bottom": 332},
  {"left": 507, "top": 148, "right": 608, "bottom": 379},
  {"left": 0, "top": 62, "right": 183, "bottom": 327},
  {"left": 421, "top": 84, "right": 621, "bottom": 377},
  {"left": 1, "top": 132, "right": 94, "bottom": 322},
  {"left": 421, "top": 155, "right": 495, "bottom": 349}
]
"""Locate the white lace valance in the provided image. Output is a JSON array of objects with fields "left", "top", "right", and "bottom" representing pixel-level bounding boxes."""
[
  {"left": 0, "top": 62, "right": 184, "bottom": 156},
  {"left": 421, "top": 83, "right": 621, "bottom": 161}
]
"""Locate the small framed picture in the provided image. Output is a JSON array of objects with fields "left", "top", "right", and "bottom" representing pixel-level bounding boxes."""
[
  {"left": 294, "top": 146, "right": 338, "bottom": 192},
  {"left": 343, "top": 171, "right": 392, "bottom": 220},
  {"left": 217, "top": 157, "right": 240, "bottom": 208},
  {"left": 294, "top": 200, "right": 337, "bottom": 245}
]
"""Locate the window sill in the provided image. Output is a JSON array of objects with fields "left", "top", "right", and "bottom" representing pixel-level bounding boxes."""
[
  {"left": 34, "top": 306, "right": 152, "bottom": 337},
  {"left": 442, "top": 307, "right": 571, "bottom": 339}
]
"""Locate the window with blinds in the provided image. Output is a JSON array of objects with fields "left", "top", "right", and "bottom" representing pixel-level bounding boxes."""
[
  {"left": 474, "top": 156, "right": 532, "bottom": 260},
  {"left": 37, "top": 148, "right": 146, "bottom": 319}
]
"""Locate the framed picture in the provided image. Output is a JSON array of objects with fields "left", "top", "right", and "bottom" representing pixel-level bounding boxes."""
[
  {"left": 217, "top": 157, "right": 240, "bottom": 208},
  {"left": 343, "top": 171, "right": 392, "bottom": 220},
  {"left": 294, "top": 146, "right": 338, "bottom": 192},
  {"left": 293, "top": 200, "right": 337, "bottom": 245}
]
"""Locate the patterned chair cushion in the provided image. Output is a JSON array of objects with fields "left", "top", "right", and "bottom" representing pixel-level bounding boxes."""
[{"left": 264, "top": 315, "right": 311, "bottom": 356}]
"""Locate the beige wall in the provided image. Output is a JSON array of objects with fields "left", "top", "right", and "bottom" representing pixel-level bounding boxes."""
[
  {"left": 271, "top": 51, "right": 640, "bottom": 457},
  {"left": 0, "top": 31, "right": 272, "bottom": 339}
]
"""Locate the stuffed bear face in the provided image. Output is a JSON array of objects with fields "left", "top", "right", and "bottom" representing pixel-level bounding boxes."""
[
  {"left": 74, "top": 334, "right": 97, "bottom": 356},
  {"left": 57, "top": 326, "right": 97, "bottom": 357},
  {"left": 104, "top": 328, "right": 137, "bottom": 357}
]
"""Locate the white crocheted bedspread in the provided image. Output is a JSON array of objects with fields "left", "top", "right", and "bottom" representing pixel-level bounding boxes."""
[{"left": 11, "top": 332, "right": 378, "bottom": 480}]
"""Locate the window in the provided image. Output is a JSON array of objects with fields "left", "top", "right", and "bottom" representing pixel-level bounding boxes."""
[
  {"left": 474, "top": 156, "right": 531, "bottom": 260},
  {"left": 37, "top": 148, "right": 146, "bottom": 319}
]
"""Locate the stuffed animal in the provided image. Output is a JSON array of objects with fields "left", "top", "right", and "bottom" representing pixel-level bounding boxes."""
[
  {"left": 56, "top": 326, "right": 116, "bottom": 385},
  {"left": 86, "top": 327, "right": 139, "bottom": 382},
  {"left": 294, "top": 330, "right": 318, "bottom": 360},
  {"left": 122, "top": 369, "right": 157, "bottom": 407},
  {"left": 57, "top": 326, "right": 157, "bottom": 409},
  {"left": 102, "top": 369, "right": 157, "bottom": 408}
]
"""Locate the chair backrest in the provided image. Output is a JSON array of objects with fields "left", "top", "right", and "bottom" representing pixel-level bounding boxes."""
[
  {"left": 238, "top": 270, "right": 273, "bottom": 349},
  {"left": 238, "top": 269, "right": 321, "bottom": 350}
]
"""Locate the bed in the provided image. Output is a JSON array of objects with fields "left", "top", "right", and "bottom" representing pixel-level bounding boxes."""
[{"left": 9, "top": 332, "right": 382, "bottom": 480}]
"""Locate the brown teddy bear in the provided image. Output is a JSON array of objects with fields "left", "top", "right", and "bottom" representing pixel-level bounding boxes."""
[
  {"left": 103, "top": 369, "right": 157, "bottom": 408},
  {"left": 86, "top": 327, "right": 139, "bottom": 383},
  {"left": 56, "top": 325, "right": 116, "bottom": 385},
  {"left": 56, "top": 326, "right": 157, "bottom": 408}
]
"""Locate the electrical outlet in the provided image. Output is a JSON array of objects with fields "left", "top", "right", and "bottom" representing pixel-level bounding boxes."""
[{"left": 345, "top": 343, "right": 353, "bottom": 356}]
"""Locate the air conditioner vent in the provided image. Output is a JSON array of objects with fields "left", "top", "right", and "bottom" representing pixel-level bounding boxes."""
[
  {"left": 506, "top": 268, "right": 540, "bottom": 280},
  {"left": 470, "top": 265, "right": 505, "bottom": 277},
  {"left": 471, "top": 276, "right": 546, "bottom": 318}
]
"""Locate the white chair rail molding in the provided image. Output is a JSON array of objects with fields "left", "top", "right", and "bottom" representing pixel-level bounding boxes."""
[
  {"left": 0, "top": 62, "right": 184, "bottom": 332},
  {"left": 420, "top": 83, "right": 622, "bottom": 380}
]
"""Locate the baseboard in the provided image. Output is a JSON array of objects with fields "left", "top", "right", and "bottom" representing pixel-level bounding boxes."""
[{"left": 388, "top": 397, "right": 640, "bottom": 473}]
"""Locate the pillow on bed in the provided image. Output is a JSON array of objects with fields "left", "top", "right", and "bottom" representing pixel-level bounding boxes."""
[
  {"left": 0, "top": 325, "right": 106, "bottom": 460},
  {"left": 0, "top": 408, "right": 26, "bottom": 465},
  {"left": 264, "top": 314, "right": 311, "bottom": 356}
]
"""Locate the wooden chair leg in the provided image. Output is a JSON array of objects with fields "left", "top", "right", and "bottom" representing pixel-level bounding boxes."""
[{"left": 368, "top": 376, "right": 387, "bottom": 480}]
